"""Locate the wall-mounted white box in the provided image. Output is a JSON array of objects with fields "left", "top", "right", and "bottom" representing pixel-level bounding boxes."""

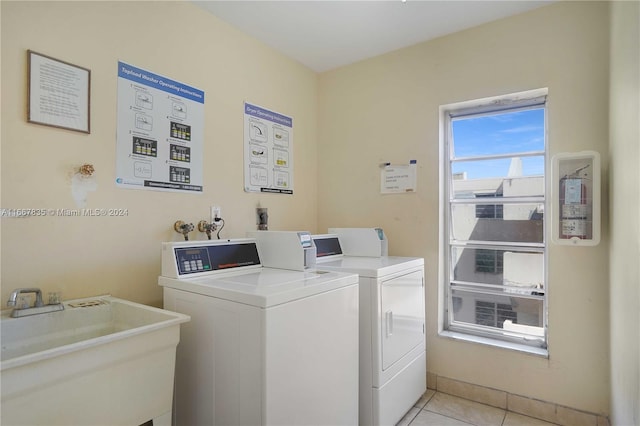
[{"left": 552, "top": 151, "right": 601, "bottom": 246}]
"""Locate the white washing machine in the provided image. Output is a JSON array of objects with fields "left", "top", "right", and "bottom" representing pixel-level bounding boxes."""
[
  {"left": 159, "top": 239, "right": 359, "bottom": 426},
  {"left": 313, "top": 233, "right": 426, "bottom": 426}
]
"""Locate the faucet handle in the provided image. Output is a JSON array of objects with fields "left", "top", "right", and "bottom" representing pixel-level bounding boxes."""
[
  {"left": 34, "top": 292, "right": 44, "bottom": 307},
  {"left": 48, "top": 292, "right": 62, "bottom": 305}
]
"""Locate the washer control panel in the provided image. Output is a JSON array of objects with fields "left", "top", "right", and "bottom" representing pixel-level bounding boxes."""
[
  {"left": 175, "top": 247, "right": 212, "bottom": 275},
  {"left": 166, "top": 240, "right": 262, "bottom": 278}
]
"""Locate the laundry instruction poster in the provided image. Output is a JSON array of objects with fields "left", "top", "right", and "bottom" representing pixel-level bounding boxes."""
[
  {"left": 116, "top": 62, "right": 204, "bottom": 193},
  {"left": 244, "top": 102, "right": 294, "bottom": 194}
]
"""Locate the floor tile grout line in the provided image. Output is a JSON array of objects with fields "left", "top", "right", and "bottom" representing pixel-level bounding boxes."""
[
  {"left": 436, "top": 392, "right": 562, "bottom": 426},
  {"left": 421, "top": 391, "right": 508, "bottom": 426},
  {"left": 401, "top": 409, "right": 420, "bottom": 426},
  {"left": 419, "top": 407, "right": 477, "bottom": 425},
  {"left": 420, "top": 389, "right": 507, "bottom": 426},
  {"left": 435, "top": 389, "right": 506, "bottom": 411},
  {"left": 409, "top": 390, "right": 571, "bottom": 426}
]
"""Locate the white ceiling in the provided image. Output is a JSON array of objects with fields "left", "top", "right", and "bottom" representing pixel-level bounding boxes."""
[{"left": 194, "top": 0, "right": 554, "bottom": 73}]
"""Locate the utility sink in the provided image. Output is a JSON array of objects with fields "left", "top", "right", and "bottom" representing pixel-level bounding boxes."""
[{"left": 1, "top": 295, "right": 190, "bottom": 426}]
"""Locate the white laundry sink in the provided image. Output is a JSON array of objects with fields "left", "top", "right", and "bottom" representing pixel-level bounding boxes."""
[{"left": 1, "top": 295, "right": 190, "bottom": 426}]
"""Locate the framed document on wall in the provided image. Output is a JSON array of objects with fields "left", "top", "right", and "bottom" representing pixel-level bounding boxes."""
[{"left": 27, "top": 50, "right": 91, "bottom": 133}]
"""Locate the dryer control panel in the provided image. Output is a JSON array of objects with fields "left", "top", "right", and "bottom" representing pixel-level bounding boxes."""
[
  {"left": 247, "top": 231, "right": 317, "bottom": 271},
  {"left": 327, "top": 227, "right": 388, "bottom": 257}
]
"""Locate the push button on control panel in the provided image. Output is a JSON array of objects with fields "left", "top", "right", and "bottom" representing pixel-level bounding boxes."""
[{"left": 176, "top": 247, "right": 212, "bottom": 275}]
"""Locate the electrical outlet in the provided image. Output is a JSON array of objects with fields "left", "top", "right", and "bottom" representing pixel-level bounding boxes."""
[
  {"left": 212, "top": 206, "right": 221, "bottom": 221},
  {"left": 256, "top": 207, "right": 268, "bottom": 230}
]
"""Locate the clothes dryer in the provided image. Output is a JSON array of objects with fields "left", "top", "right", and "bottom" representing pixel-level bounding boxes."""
[
  {"left": 313, "top": 234, "right": 426, "bottom": 426},
  {"left": 159, "top": 239, "right": 359, "bottom": 426}
]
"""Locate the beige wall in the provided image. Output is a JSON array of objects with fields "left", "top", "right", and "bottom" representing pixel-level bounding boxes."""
[
  {"left": 0, "top": 1, "right": 319, "bottom": 307},
  {"left": 3, "top": 0, "right": 634, "bottom": 420},
  {"left": 609, "top": 1, "right": 640, "bottom": 424},
  {"left": 318, "top": 1, "right": 610, "bottom": 415}
]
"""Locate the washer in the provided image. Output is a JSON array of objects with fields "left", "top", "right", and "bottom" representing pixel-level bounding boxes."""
[
  {"left": 313, "top": 233, "right": 426, "bottom": 426},
  {"left": 159, "top": 239, "right": 359, "bottom": 426}
]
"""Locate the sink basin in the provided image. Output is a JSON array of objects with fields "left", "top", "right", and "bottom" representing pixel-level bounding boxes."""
[{"left": 1, "top": 295, "right": 190, "bottom": 426}]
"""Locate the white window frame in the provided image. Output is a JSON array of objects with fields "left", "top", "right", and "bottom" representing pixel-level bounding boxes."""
[{"left": 438, "top": 89, "right": 549, "bottom": 356}]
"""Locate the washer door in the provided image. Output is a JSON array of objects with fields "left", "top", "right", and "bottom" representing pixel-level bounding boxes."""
[{"left": 380, "top": 270, "right": 424, "bottom": 370}]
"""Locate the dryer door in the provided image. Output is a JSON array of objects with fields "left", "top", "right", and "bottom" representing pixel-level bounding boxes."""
[{"left": 380, "top": 270, "right": 424, "bottom": 370}]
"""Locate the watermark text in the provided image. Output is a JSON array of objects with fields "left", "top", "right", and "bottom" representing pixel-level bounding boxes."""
[{"left": 1, "top": 208, "right": 129, "bottom": 218}]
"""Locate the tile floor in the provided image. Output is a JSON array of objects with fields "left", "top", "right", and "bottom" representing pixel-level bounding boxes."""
[{"left": 397, "top": 390, "right": 560, "bottom": 426}]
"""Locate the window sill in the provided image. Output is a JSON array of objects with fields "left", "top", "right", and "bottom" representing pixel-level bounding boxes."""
[{"left": 439, "top": 330, "right": 549, "bottom": 358}]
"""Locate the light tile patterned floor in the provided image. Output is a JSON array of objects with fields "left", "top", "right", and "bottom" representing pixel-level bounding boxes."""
[{"left": 397, "top": 390, "right": 560, "bottom": 426}]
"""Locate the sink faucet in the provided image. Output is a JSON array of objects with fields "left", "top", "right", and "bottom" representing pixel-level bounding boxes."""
[
  {"left": 7, "top": 288, "right": 44, "bottom": 308},
  {"left": 6, "top": 288, "right": 63, "bottom": 318}
]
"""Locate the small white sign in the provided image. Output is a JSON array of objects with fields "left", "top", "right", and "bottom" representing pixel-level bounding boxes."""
[{"left": 381, "top": 162, "right": 417, "bottom": 194}]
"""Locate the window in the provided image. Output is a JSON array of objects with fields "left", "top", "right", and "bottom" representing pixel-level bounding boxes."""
[{"left": 441, "top": 90, "right": 547, "bottom": 350}]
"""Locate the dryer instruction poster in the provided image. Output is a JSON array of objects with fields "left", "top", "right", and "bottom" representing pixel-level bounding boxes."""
[
  {"left": 244, "top": 102, "right": 294, "bottom": 194},
  {"left": 116, "top": 62, "right": 205, "bottom": 193}
]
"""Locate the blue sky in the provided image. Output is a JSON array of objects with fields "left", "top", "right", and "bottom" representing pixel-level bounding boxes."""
[{"left": 451, "top": 108, "right": 545, "bottom": 179}]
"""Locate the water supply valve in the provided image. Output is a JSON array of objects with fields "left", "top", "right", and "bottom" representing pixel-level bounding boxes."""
[
  {"left": 197, "top": 220, "right": 217, "bottom": 240},
  {"left": 174, "top": 220, "right": 194, "bottom": 241}
]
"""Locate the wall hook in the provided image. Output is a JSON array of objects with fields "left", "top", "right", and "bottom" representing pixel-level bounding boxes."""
[{"left": 78, "top": 164, "right": 95, "bottom": 176}]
